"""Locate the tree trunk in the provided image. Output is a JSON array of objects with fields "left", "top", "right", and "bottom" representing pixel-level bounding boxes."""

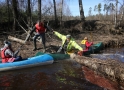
[
  {"left": 78, "top": 0, "right": 85, "bottom": 30},
  {"left": 117, "top": 5, "right": 124, "bottom": 28},
  {"left": 114, "top": 0, "right": 118, "bottom": 28},
  {"left": 7, "top": 0, "right": 10, "bottom": 31},
  {"left": 12, "top": 0, "right": 18, "bottom": 31},
  {"left": 38, "top": 0, "right": 41, "bottom": 22},
  {"left": 53, "top": 0, "right": 58, "bottom": 27},
  {"left": 60, "top": 0, "right": 63, "bottom": 27},
  {"left": 70, "top": 54, "right": 124, "bottom": 82},
  {"left": 27, "top": 0, "right": 32, "bottom": 28}
]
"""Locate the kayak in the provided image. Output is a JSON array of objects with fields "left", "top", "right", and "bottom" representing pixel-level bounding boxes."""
[
  {"left": 0, "top": 54, "right": 53, "bottom": 72},
  {"left": 34, "top": 42, "right": 104, "bottom": 62},
  {"left": 83, "top": 42, "right": 104, "bottom": 55},
  {"left": 35, "top": 52, "right": 70, "bottom": 61},
  {"left": 35, "top": 42, "right": 104, "bottom": 57}
]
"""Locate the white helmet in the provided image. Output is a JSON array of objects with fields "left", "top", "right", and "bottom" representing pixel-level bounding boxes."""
[{"left": 66, "top": 35, "right": 71, "bottom": 39}]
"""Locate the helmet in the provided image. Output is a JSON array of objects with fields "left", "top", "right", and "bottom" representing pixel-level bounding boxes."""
[
  {"left": 84, "top": 37, "right": 88, "bottom": 40},
  {"left": 66, "top": 35, "right": 71, "bottom": 39},
  {"left": 4, "top": 41, "right": 11, "bottom": 47}
]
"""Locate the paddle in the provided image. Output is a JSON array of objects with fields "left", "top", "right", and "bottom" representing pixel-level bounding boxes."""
[
  {"left": 14, "top": 33, "right": 30, "bottom": 57},
  {"left": 90, "top": 32, "right": 94, "bottom": 54},
  {"left": 24, "top": 31, "right": 31, "bottom": 43}
]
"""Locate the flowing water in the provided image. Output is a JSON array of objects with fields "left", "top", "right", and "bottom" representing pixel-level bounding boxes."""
[{"left": 91, "top": 47, "right": 124, "bottom": 62}]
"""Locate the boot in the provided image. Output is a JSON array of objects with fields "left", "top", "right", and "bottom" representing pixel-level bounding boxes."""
[
  {"left": 43, "top": 49, "right": 46, "bottom": 53},
  {"left": 33, "top": 48, "right": 37, "bottom": 51},
  {"left": 33, "top": 41, "right": 37, "bottom": 51},
  {"left": 43, "top": 44, "right": 46, "bottom": 53}
]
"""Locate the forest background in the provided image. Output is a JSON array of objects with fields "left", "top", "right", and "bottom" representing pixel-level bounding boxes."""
[{"left": 0, "top": 0, "right": 124, "bottom": 33}]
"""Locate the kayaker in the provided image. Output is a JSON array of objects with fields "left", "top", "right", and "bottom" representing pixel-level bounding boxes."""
[
  {"left": 0, "top": 41, "right": 22, "bottom": 63},
  {"left": 52, "top": 30, "right": 84, "bottom": 56},
  {"left": 30, "top": 20, "right": 50, "bottom": 52},
  {"left": 80, "top": 37, "right": 93, "bottom": 51}
]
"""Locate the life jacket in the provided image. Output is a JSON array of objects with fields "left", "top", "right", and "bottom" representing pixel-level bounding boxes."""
[
  {"left": 81, "top": 40, "right": 87, "bottom": 49},
  {"left": 1, "top": 48, "right": 12, "bottom": 63},
  {"left": 35, "top": 23, "right": 46, "bottom": 33}
]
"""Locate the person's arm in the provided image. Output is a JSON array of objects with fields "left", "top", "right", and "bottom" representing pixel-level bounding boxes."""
[
  {"left": 44, "top": 24, "right": 47, "bottom": 28},
  {"left": 54, "top": 31, "right": 65, "bottom": 40},
  {"left": 14, "top": 46, "right": 22, "bottom": 57},
  {"left": 72, "top": 41, "right": 83, "bottom": 51},
  {"left": 5, "top": 49, "right": 14, "bottom": 57},
  {"left": 30, "top": 26, "right": 36, "bottom": 35},
  {"left": 85, "top": 41, "right": 93, "bottom": 48},
  {"left": 72, "top": 41, "right": 84, "bottom": 56},
  {"left": 44, "top": 25, "right": 50, "bottom": 33}
]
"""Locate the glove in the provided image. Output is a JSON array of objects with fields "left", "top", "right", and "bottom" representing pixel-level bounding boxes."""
[
  {"left": 77, "top": 51, "right": 83, "bottom": 56},
  {"left": 51, "top": 29, "right": 55, "bottom": 34},
  {"left": 91, "top": 42, "right": 93, "bottom": 45},
  {"left": 46, "top": 26, "right": 53, "bottom": 32}
]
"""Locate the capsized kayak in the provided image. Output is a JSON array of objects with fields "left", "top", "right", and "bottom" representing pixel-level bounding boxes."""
[{"left": 0, "top": 54, "right": 53, "bottom": 72}]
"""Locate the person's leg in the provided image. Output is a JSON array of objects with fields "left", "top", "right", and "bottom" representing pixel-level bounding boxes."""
[
  {"left": 40, "top": 33, "right": 46, "bottom": 52},
  {"left": 57, "top": 46, "right": 65, "bottom": 54},
  {"left": 14, "top": 56, "right": 22, "bottom": 62},
  {"left": 33, "top": 34, "right": 39, "bottom": 51}
]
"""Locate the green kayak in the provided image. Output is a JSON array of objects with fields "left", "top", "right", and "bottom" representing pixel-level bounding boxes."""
[
  {"left": 83, "top": 42, "right": 104, "bottom": 55},
  {"left": 35, "top": 42, "right": 104, "bottom": 58},
  {"left": 35, "top": 52, "right": 70, "bottom": 61}
]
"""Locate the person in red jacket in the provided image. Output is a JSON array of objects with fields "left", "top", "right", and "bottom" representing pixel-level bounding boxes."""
[
  {"left": 80, "top": 37, "right": 93, "bottom": 51},
  {"left": 1, "top": 41, "right": 22, "bottom": 63},
  {"left": 30, "top": 20, "right": 49, "bottom": 52}
]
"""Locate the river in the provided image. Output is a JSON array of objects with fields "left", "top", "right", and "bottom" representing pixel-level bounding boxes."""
[
  {"left": 91, "top": 47, "right": 124, "bottom": 62},
  {"left": 0, "top": 47, "right": 124, "bottom": 90}
]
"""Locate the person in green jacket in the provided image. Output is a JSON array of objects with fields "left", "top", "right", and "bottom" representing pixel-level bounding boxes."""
[{"left": 53, "top": 30, "right": 83, "bottom": 56}]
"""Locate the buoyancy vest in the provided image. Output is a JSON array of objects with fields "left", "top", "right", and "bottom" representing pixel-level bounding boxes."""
[
  {"left": 1, "top": 48, "right": 12, "bottom": 63},
  {"left": 35, "top": 23, "right": 46, "bottom": 33},
  {"left": 81, "top": 40, "right": 87, "bottom": 49}
]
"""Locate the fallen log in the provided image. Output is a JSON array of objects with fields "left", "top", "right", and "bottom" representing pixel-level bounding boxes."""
[
  {"left": 70, "top": 54, "right": 124, "bottom": 83},
  {"left": 8, "top": 35, "right": 25, "bottom": 44}
]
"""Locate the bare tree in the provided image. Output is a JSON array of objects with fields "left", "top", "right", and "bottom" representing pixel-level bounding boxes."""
[
  {"left": 88, "top": 7, "right": 92, "bottom": 16},
  {"left": 104, "top": 0, "right": 118, "bottom": 28},
  {"left": 53, "top": 0, "right": 58, "bottom": 26},
  {"left": 60, "top": 0, "right": 63, "bottom": 26},
  {"left": 98, "top": 3, "right": 102, "bottom": 20},
  {"left": 114, "top": 0, "right": 118, "bottom": 28},
  {"left": 27, "top": 0, "right": 32, "bottom": 27},
  {"left": 117, "top": 0, "right": 124, "bottom": 28},
  {"left": 12, "top": 0, "right": 18, "bottom": 31},
  {"left": 103, "top": 4, "right": 107, "bottom": 15},
  {"left": 109, "top": 3, "right": 115, "bottom": 21},
  {"left": 6, "top": 0, "right": 10, "bottom": 31},
  {"left": 38, "top": 0, "right": 41, "bottom": 21},
  {"left": 78, "top": 0, "right": 85, "bottom": 30}
]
